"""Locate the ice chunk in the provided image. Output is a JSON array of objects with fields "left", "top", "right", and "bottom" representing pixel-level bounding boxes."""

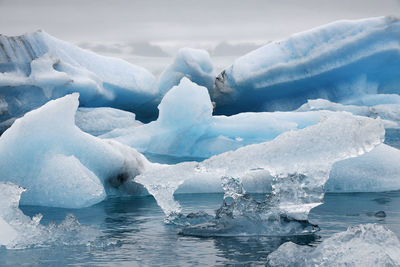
[
  {"left": 214, "top": 16, "right": 400, "bottom": 115},
  {"left": 177, "top": 144, "right": 400, "bottom": 195},
  {"left": 0, "top": 182, "right": 100, "bottom": 249},
  {"left": 266, "top": 224, "right": 400, "bottom": 266},
  {"left": 0, "top": 93, "right": 151, "bottom": 208},
  {"left": 327, "top": 144, "right": 400, "bottom": 192},
  {"left": 135, "top": 112, "right": 384, "bottom": 226},
  {"left": 75, "top": 107, "right": 142, "bottom": 136},
  {"left": 103, "top": 78, "right": 327, "bottom": 158},
  {"left": 179, "top": 176, "right": 319, "bottom": 236},
  {"left": 298, "top": 98, "right": 400, "bottom": 128},
  {"left": 0, "top": 30, "right": 158, "bottom": 129},
  {"left": 157, "top": 48, "right": 215, "bottom": 95}
]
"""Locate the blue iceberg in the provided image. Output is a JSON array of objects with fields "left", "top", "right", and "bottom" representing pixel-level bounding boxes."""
[
  {"left": 213, "top": 16, "right": 400, "bottom": 115},
  {"left": 0, "top": 30, "right": 158, "bottom": 128}
]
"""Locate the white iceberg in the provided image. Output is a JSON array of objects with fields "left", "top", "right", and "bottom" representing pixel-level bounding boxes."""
[
  {"left": 157, "top": 48, "right": 215, "bottom": 95},
  {"left": 214, "top": 16, "right": 400, "bottom": 115},
  {"left": 327, "top": 144, "right": 400, "bottom": 192},
  {"left": 0, "top": 93, "right": 151, "bottom": 208},
  {"left": 0, "top": 30, "right": 158, "bottom": 129},
  {"left": 266, "top": 224, "right": 400, "bottom": 266}
]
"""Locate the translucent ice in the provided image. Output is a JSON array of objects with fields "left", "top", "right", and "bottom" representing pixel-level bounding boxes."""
[
  {"left": 0, "top": 93, "right": 151, "bottom": 208},
  {"left": 298, "top": 98, "right": 400, "bottom": 128},
  {"left": 0, "top": 30, "right": 158, "bottom": 128},
  {"left": 266, "top": 224, "right": 400, "bottom": 266},
  {"left": 179, "top": 176, "right": 319, "bottom": 236},
  {"left": 135, "top": 112, "right": 384, "bottom": 226},
  {"left": 157, "top": 48, "right": 215, "bottom": 95},
  {"left": 214, "top": 16, "right": 400, "bottom": 115},
  {"left": 0, "top": 182, "right": 99, "bottom": 249}
]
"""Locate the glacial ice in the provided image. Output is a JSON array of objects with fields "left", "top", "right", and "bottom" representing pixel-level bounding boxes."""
[
  {"left": 298, "top": 98, "right": 400, "bottom": 128},
  {"left": 266, "top": 224, "right": 400, "bottom": 266},
  {"left": 0, "top": 93, "right": 151, "bottom": 208},
  {"left": 179, "top": 176, "right": 319, "bottom": 236},
  {"left": 213, "top": 16, "right": 400, "bottom": 115},
  {"left": 103, "top": 78, "right": 328, "bottom": 158},
  {"left": 327, "top": 144, "right": 400, "bottom": 192},
  {"left": 177, "top": 144, "right": 400, "bottom": 194},
  {"left": 75, "top": 107, "right": 142, "bottom": 136},
  {"left": 135, "top": 112, "right": 384, "bottom": 231},
  {"left": 157, "top": 48, "right": 215, "bottom": 95},
  {"left": 0, "top": 182, "right": 99, "bottom": 249},
  {"left": 0, "top": 30, "right": 158, "bottom": 127}
]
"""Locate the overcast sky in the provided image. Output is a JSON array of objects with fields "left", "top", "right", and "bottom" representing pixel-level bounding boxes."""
[{"left": 1, "top": 0, "right": 400, "bottom": 45}]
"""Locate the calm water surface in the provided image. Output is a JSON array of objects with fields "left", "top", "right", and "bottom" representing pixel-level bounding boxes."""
[{"left": 0, "top": 191, "right": 398, "bottom": 266}]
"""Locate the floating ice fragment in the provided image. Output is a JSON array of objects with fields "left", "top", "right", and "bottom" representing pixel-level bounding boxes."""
[
  {"left": 266, "top": 224, "right": 400, "bottom": 266},
  {"left": 0, "top": 182, "right": 100, "bottom": 249}
]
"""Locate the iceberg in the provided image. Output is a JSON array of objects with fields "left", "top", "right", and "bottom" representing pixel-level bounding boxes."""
[
  {"left": 0, "top": 93, "right": 151, "bottom": 208},
  {"left": 213, "top": 16, "right": 400, "bottom": 115},
  {"left": 75, "top": 107, "right": 142, "bottom": 136},
  {"left": 298, "top": 98, "right": 400, "bottom": 128},
  {"left": 103, "top": 78, "right": 328, "bottom": 158},
  {"left": 327, "top": 144, "right": 400, "bottom": 192},
  {"left": 0, "top": 30, "right": 158, "bottom": 129},
  {"left": 135, "top": 111, "right": 384, "bottom": 234},
  {"left": 157, "top": 48, "right": 215, "bottom": 95},
  {"left": 177, "top": 144, "right": 400, "bottom": 195},
  {"left": 266, "top": 224, "right": 400, "bottom": 266},
  {"left": 0, "top": 182, "right": 100, "bottom": 249}
]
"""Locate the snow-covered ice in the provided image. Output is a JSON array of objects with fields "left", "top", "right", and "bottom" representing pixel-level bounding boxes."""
[
  {"left": 266, "top": 224, "right": 400, "bottom": 266},
  {"left": 213, "top": 16, "right": 400, "bottom": 115}
]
